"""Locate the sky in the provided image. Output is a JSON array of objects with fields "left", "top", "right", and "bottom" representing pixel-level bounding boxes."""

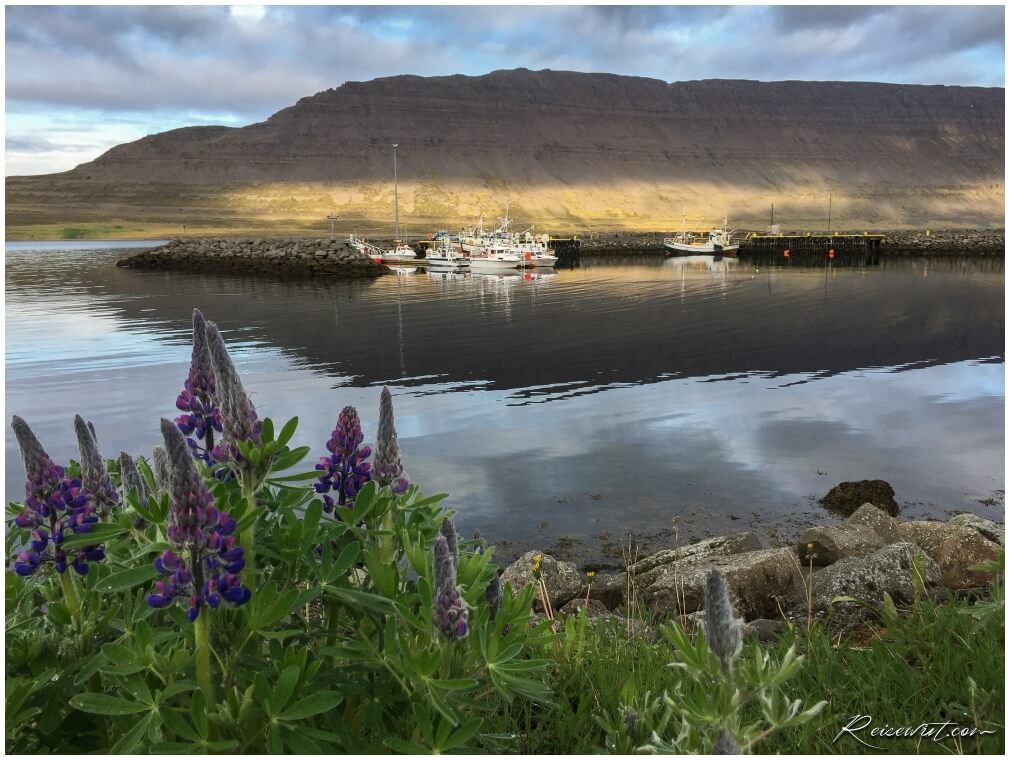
[{"left": 5, "top": 3, "right": 1006, "bottom": 176}]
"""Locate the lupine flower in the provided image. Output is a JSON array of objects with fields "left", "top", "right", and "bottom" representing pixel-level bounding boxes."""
[
  {"left": 440, "top": 517, "right": 458, "bottom": 566},
  {"left": 205, "top": 321, "right": 261, "bottom": 465},
  {"left": 147, "top": 419, "right": 251, "bottom": 621},
  {"left": 74, "top": 415, "right": 118, "bottom": 516},
  {"left": 472, "top": 529, "right": 487, "bottom": 553},
  {"left": 704, "top": 569, "right": 742, "bottom": 671},
  {"left": 152, "top": 446, "right": 171, "bottom": 491},
  {"left": 314, "top": 406, "right": 371, "bottom": 512},
  {"left": 175, "top": 309, "right": 223, "bottom": 462},
  {"left": 372, "top": 387, "right": 408, "bottom": 493},
  {"left": 10, "top": 416, "right": 105, "bottom": 576},
  {"left": 433, "top": 535, "right": 468, "bottom": 639},
  {"left": 713, "top": 729, "right": 740, "bottom": 755},
  {"left": 118, "top": 451, "right": 149, "bottom": 506},
  {"left": 485, "top": 571, "right": 502, "bottom": 621}
]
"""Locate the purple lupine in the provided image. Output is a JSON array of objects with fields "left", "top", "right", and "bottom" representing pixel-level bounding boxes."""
[
  {"left": 10, "top": 416, "right": 105, "bottom": 576},
  {"left": 152, "top": 446, "right": 171, "bottom": 491},
  {"left": 440, "top": 517, "right": 458, "bottom": 566},
  {"left": 205, "top": 321, "right": 262, "bottom": 466},
  {"left": 74, "top": 415, "right": 118, "bottom": 516},
  {"left": 314, "top": 406, "right": 371, "bottom": 512},
  {"left": 147, "top": 419, "right": 251, "bottom": 621},
  {"left": 175, "top": 309, "right": 223, "bottom": 463},
  {"left": 433, "top": 535, "right": 468, "bottom": 639},
  {"left": 372, "top": 387, "right": 409, "bottom": 494}
]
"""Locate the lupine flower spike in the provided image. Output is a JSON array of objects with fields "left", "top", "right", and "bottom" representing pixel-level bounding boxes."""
[
  {"left": 440, "top": 517, "right": 458, "bottom": 567},
  {"left": 713, "top": 729, "right": 741, "bottom": 755},
  {"left": 10, "top": 416, "right": 104, "bottom": 576},
  {"left": 175, "top": 309, "right": 222, "bottom": 462},
  {"left": 485, "top": 572, "right": 502, "bottom": 621},
  {"left": 373, "top": 387, "right": 409, "bottom": 493},
  {"left": 74, "top": 415, "right": 118, "bottom": 516},
  {"left": 152, "top": 446, "right": 171, "bottom": 491},
  {"left": 118, "top": 451, "right": 149, "bottom": 506},
  {"left": 205, "top": 321, "right": 261, "bottom": 466},
  {"left": 433, "top": 535, "right": 468, "bottom": 639},
  {"left": 315, "top": 406, "right": 371, "bottom": 511},
  {"left": 704, "top": 569, "right": 742, "bottom": 671},
  {"left": 147, "top": 419, "right": 251, "bottom": 621}
]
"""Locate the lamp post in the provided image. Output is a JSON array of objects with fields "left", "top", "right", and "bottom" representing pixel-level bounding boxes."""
[
  {"left": 392, "top": 143, "right": 400, "bottom": 240},
  {"left": 327, "top": 213, "right": 338, "bottom": 236}
]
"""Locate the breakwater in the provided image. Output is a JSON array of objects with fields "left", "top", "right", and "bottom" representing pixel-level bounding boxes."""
[
  {"left": 577, "top": 228, "right": 1004, "bottom": 255},
  {"left": 116, "top": 238, "right": 389, "bottom": 278}
]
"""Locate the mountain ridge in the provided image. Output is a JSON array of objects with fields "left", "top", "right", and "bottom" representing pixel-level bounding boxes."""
[{"left": 6, "top": 68, "right": 1004, "bottom": 236}]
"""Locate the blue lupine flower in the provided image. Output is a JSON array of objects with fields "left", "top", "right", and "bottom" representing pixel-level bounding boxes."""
[
  {"left": 147, "top": 419, "right": 251, "bottom": 621},
  {"left": 10, "top": 416, "right": 105, "bottom": 577},
  {"left": 205, "top": 321, "right": 262, "bottom": 467},
  {"left": 175, "top": 309, "right": 223, "bottom": 463},
  {"left": 373, "top": 387, "right": 409, "bottom": 494},
  {"left": 74, "top": 415, "right": 118, "bottom": 516},
  {"left": 315, "top": 406, "right": 371, "bottom": 512},
  {"left": 433, "top": 535, "right": 468, "bottom": 639}
]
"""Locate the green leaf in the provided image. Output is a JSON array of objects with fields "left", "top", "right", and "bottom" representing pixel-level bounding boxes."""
[
  {"left": 279, "top": 691, "right": 343, "bottom": 721},
  {"left": 60, "top": 523, "right": 128, "bottom": 549},
  {"left": 160, "top": 706, "right": 200, "bottom": 742},
  {"left": 277, "top": 416, "right": 299, "bottom": 447},
  {"left": 269, "top": 665, "right": 300, "bottom": 715},
  {"left": 110, "top": 712, "right": 154, "bottom": 754},
  {"left": 70, "top": 693, "right": 148, "bottom": 715},
  {"left": 384, "top": 737, "right": 431, "bottom": 754},
  {"left": 97, "top": 564, "right": 159, "bottom": 594},
  {"left": 46, "top": 601, "right": 72, "bottom": 626}
]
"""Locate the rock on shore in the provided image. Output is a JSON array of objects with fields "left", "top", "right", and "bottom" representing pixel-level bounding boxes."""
[
  {"left": 502, "top": 508, "right": 1002, "bottom": 625},
  {"left": 116, "top": 238, "right": 389, "bottom": 279}
]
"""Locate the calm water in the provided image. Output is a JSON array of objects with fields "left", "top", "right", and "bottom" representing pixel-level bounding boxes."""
[{"left": 5, "top": 243, "right": 1005, "bottom": 561}]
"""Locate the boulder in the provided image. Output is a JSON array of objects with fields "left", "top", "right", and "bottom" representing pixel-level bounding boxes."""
[
  {"left": 501, "top": 551, "right": 582, "bottom": 612},
  {"left": 629, "top": 532, "right": 761, "bottom": 580},
  {"left": 949, "top": 513, "right": 1005, "bottom": 546},
  {"left": 936, "top": 530, "right": 1001, "bottom": 589},
  {"left": 641, "top": 547, "right": 804, "bottom": 620},
  {"left": 558, "top": 597, "right": 610, "bottom": 618},
  {"left": 821, "top": 480, "right": 899, "bottom": 517},
  {"left": 846, "top": 503, "right": 901, "bottom": 543},
  {"left": 587, "top": 571, "right": 626, "bottom": 610},
  {"left": 798, "top": 522, "right": 886, "bottom": 566},
  {"left": 808, "top": 542, "right": 941, "bottom": 612},
  {"left": 897, "top": 520, "right": 950, "bottom": 559}
]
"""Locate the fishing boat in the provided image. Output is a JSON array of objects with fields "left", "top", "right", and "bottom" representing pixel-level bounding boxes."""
[
  {"left": 469, "top": 242, "right": 525, "bottom": 271},
  {"left": 663, "top": 217, "right": 739, "bottom": 256},
  {"left": 381, "top": 242, "right": 419, "bottom": 263},
  {"left": 425, "top": 239, "right": 469, "bottom": 269},
  {"left": 517, "top": 229, "right": 558, "bottom": 267}
]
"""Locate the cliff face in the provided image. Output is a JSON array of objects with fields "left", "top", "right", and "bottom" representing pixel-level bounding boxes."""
[{"left": 6, "top": 69, "right": 1005, "bottom": 236}]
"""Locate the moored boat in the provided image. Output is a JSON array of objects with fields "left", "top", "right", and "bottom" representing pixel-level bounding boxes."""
[
  {"left": 663, "top": 218, "right": 739, "bottom": 256},
  {"left": 426, "top": 239, "right": 469, "bottom": 269}
]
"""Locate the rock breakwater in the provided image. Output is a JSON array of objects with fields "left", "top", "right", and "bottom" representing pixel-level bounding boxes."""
[{"left": 116, "top": 238, "right": 389, "bottom": 279}]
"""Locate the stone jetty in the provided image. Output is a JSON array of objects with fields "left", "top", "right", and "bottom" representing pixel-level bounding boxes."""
[{"left": 116, "top": 238, "right": 390, "bottom": 279}]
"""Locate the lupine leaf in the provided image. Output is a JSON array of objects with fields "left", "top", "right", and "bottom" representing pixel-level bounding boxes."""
[
  {"left": 97, "top": 565, "right": 159, "bottom": 594},
  {"left": 277, "top": 416, "right": 299, "bottom": 447},
  {"left": 110, "top": 712, "right": 155, "bottom": 754},
  {"left": 279, "top": 691, "right": 342, "bottom": 721},
  {"left": 269, "top": 665, "right": 300, "bottom": 715},
  {"left": 70, "top": 693, "right": 148, "bottom": 715}
]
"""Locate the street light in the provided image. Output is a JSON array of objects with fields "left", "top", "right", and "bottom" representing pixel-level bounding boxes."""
[
  {"left": 326, "top": 213, "right": 338, "bottom": 236},
  {"left": 392, "top": 144, "right": 399, "bottom": 240}
]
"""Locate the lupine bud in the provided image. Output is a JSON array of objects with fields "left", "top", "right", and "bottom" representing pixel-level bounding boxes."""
[
  {"left": 440, "top": 517, "right": 458, "bottom": 566},
  {"left": 314, "top": 406, "right": 371, "bottom": 511},
  {"left": 152, "top": 446, "right": 171, "bottom": 491},
  {"left": 74, "top": 415, "right": 118, "bottom": 515},
  {"left": 704, "top": 569, "right": 742, "bottom": 671},
  {"left": 472, "top": 529, "right": 487, "bottom": 553},
  {"left": 713, "top": 729, "right": 740, "bottom": 755},
  {"left": 9, "top": 416, "right": 104, "bottom": 578},
  {"left": 485, "top": 571, "right": 502, "bottom": 621},
  {"left": 175, "top": 309, "right": 222, "bottom": 462},
  {"left": 118, "top": 451, "right": 148, "bottom": 506},
  {"left": 372, "top": 387, "right": 408, "bottom": 493},
  {"left": 433, "top": 535, "right": 467, "bottom": 639},
  {"left": 147, "top": 420, "right": 251, "bottom": 620},
  {"left": 205, "top": 321, "right": 261, "bottom": 464}
]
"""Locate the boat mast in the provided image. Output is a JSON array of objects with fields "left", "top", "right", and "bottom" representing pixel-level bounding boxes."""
[{"left": 392, "top": 143, "right": 400, "bottom": 240}]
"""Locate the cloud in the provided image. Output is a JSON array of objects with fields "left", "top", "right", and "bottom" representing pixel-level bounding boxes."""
[{"left": 5, "top": 5, "right": 1005, "bottom": 175}]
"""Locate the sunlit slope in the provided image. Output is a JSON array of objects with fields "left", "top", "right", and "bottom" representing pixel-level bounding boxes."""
[{"left": 6, "top": 70, "right": 1004, "bottom": 238}]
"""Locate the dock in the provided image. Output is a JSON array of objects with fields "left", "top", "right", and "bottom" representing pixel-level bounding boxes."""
[{"left": 740, "top": 232, "right": 884, "bottom": 254}]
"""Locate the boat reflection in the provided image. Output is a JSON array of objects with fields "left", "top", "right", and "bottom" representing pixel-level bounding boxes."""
[{"left": 663, "top": 254, "right": 740, "bottom": 273}]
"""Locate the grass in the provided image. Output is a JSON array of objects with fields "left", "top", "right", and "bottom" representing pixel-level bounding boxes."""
[{"left": 501, "top": 594, "right": 1004, "bottom": 754}]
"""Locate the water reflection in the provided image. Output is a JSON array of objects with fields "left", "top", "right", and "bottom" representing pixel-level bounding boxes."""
[{"left": 5, "top": 244, "right": 1004, "bottom": 556}]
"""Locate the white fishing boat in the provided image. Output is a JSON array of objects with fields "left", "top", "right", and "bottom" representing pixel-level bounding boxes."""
[
  {"left": 469, "top": 247, "right": 525, "bottom": 271},
  {"left": 425, "top": 239, "right": 469, "bottom": 269},
  {"left": 381, "top": 241, "right": 418, "bottom": 263},
  {"left": 517, "top": 230, "right": 558, "bottom": 267},
  {"left": 663, "top": 217, "right": 739, "bottom": 256}
]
